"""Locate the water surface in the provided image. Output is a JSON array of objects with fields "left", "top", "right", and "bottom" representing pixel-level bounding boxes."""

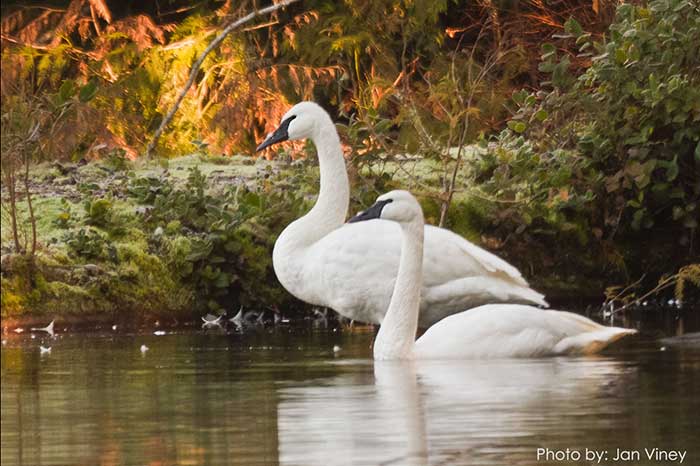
[{"left": 2, "top": 315, "right": 699, "bottom": 466}]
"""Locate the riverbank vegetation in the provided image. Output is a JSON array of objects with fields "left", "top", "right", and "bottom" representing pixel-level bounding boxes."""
[{"left": 2, "top": 0, "right": 698, "bottom": 323}]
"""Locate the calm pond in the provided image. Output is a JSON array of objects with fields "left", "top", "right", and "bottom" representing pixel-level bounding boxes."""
[{"left": 2, "top": 311, "right": 699, "bottom": 466}]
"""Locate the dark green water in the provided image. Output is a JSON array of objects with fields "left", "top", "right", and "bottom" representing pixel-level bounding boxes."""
[{"left": 1, "top": 316, "right": 699, "bottom": 466}]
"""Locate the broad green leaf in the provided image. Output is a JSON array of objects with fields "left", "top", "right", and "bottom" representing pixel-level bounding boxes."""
[
  {"left": 507, "top": 121, "right": 527, "bottom": 133},
  {"left": 564, "top": 18, "right": 583, "bottom": 37}
]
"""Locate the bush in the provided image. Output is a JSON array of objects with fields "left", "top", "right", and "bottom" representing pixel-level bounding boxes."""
[
  {"left": 508, "top": 0, "right": 700, "bottom": 241},
  {"left": 128, "top": 165, "right": 312, "bottom": 313}
]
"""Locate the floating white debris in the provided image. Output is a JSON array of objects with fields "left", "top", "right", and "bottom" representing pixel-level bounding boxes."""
[
  {"left": 660, "top": 346, "right": 667, "bottom": 351},
  {"left": 153, "top": 330, "right": 166, "bottom": 336},
  {"left": 333, "top": 345, "right": 341, "bottom": 353},
  {"left": 31, "top": 319, "right": 55, "bottom": 337},
  {"left": 140, "top": 344, "right": 149, "bottom": 353},
  {"left": 230, "top": 307, "right": 244, "bottom": 327},
  {"left": 40, "top": 346, "right": 52, "bottom": 354},
  {"left": 13, "top": 328, "right": 24, "bottom": 334},
  {"left": 112, "top": 324, "right": 118, "bottom": 331},
  {"left": 202, "top": 314, "right": 223, "bottom": 328}
]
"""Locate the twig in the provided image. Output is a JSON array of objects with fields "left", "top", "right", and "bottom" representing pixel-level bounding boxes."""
[
  {"left": 604, "top": 274, "right": 646, "bottom": 307},
  {"left": 0, "top": 33, "right": 50, "bottom": 50},
  {"left": 146, "top": 0, "right": 302, "bottom": 158},
  {"left": 611, "top": 275, "right": 678, "bottom": 315}
]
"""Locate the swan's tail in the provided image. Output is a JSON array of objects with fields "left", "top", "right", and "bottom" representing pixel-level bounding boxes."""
[{"left": 554, "top": 326, "right": 638, "bottom": 355}]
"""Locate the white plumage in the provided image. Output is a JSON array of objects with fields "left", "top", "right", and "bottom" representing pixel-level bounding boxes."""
[
  {"left": 347, "top": 190, "right": 637, "bottom": 360},
  {"left": 415, "top": 305, "right": 637, "bottom": 358},
  {"left": 257, "top": 102, "right": 546, "bottom": 327}
]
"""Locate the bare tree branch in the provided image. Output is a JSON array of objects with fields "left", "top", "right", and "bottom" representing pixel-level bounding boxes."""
[{"left": 146, "top": 0, "right": 302, "bottom": 158}]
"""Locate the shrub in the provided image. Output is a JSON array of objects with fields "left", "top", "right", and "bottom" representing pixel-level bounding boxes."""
[
  {"left": 129, "top": 165, "right": 312, "bottom": 313},
  {"left": 508, "top": 1, "right": 700, "bottom": 242}
]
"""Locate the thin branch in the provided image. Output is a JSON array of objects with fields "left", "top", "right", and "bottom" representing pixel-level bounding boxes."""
[
  {"left": 611, "top": 275, "right": 677, "bottom": 315},
  {"left": 0, "top": 33, "right": 50, "bottom": 50},
  {"left": 146, "top": 0, "right": 302, "bottom": 158}
]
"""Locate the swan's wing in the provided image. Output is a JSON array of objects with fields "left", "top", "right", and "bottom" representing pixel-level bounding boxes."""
[
  {"left": 305, "top": 220, "right": 401, "bottom": 323},
  {"left": 307, "top": 220, "right": 545, "bottom": 324},
  {"left": 419, "top": 276, "right": 548, "bottom": 326},
  {"left": 415, "top": 305, "right": 562, "bottom": 358},
  {"left": 415, "top": 305, "right": 635, "bottom": 358},
  {"left": 424, "top": 225, "right": 528, "bottom": 287}
]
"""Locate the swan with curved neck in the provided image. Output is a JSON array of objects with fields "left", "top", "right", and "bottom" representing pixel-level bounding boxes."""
[
  {"left": 348, "top": 190, "right": 637, "bottom": 359},
  {"left": 258, "top": 102, "right": 547, "bottom": 327}
]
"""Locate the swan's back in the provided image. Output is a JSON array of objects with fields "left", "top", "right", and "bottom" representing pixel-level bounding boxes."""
[{"left": 414, "top": 304, "right": 636, "bottom": 359}]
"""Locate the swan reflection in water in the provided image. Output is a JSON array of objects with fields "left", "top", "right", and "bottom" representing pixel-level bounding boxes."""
[{"left": 277, "top": 357, "right": 636, "bottom": 466}]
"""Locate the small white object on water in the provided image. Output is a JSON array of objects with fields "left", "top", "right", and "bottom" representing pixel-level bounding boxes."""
[
  {"left": 230, "top": 307, "right": 244, "bottom": 327},
  {"left": 13, "top": 328, "right": 24, "bottom": 334},
  {"left": 40, "top": 346, "right": 52, "bottom": 354},
  {"left": 140, "top": 344, "right": 149, "bottom": 353},
  {"left": 201, "top": 314, "right": 223, "bottom": 328},
  {"left": 153, "top": 330, "right": 166, "bottom": 336},
  {"left": 2, "top": 339, "right": 7, "bottom": 346},
  {"left": 660, "top": 346, "right": 667, "bottom": 351},
  {"left": 31, "top": 335, "right": 36, "bottom": 340},
  {"left": 112, "top": 324, "right": 118, "bottom": 331},
  {"left": 333, "top": 345, "right": 341, "bottom": 353},
  {"left": 31, "top": 319, "right": 55, "bottom": 337}
]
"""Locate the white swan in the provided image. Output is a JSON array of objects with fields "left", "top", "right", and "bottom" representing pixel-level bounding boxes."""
[
  {"left": 348, "top": 190, "right": 637, "bottom": 359},
  {"left": 257, "top": 101, "right": 547, "bottom": 327}
]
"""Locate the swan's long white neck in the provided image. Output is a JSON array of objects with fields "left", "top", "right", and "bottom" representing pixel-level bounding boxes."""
[
  {"left": 304, "top": 124, "right": 349, "bottom": 232},
  {"left": 373, "top": 216, "right": 424, "bottom": 360},
  {"left": 272, "top": 114, "right": 349, "bottom": 297}
]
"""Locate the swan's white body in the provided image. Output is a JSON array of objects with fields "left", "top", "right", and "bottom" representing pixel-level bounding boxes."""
[
  {"left": 353, "top": 190, "right": 637, "bottom": 360},
  {"left": 414, "top": 305, "right": 636, "bottom": 359},
  {"left": 262, "top": 102, "right": 546, "bottom": 327}
]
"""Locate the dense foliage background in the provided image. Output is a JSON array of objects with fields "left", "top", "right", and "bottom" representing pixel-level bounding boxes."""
[{"left": 1, "top": 0, "right": 698, "bottom": 321}]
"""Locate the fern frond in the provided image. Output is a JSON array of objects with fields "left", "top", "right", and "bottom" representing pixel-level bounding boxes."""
[
  {"left": 675, "top": 263, "right": 700, "bottom": 303},
  {"left": 88, "top": 0, "right": 112, "bottom": 24}
]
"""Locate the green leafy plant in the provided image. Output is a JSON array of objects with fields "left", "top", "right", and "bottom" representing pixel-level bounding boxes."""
[
  {"left": 52, "top": 199, "right": 75, "bottom": 229},
  {"left": 64, "top": 228, "right": 117, "bottom": 262},
  {"left": 83, "top": 198, "right": 114, "bottom": 228},
  {"left": 510, "top": 0, "right": 700, "bottom": 240},
  {"left": 128, "top": 166, "right": 312, "bottom": 312}
]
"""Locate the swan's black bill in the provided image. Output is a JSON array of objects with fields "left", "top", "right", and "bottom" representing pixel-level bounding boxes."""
[
  {"left": 256, "top": 115, "right": 297, "bottom": 151},
  {"left": 348, "top": 199, "right": 393, "bottom": 223}
]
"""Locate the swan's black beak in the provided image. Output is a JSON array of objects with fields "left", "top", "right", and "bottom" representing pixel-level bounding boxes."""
[
  {"left": 348, "top": 199, "right": 393, "bottom": 223},
  {"left": 255, "top": 115, "right": 297, "bottom": 152}
]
